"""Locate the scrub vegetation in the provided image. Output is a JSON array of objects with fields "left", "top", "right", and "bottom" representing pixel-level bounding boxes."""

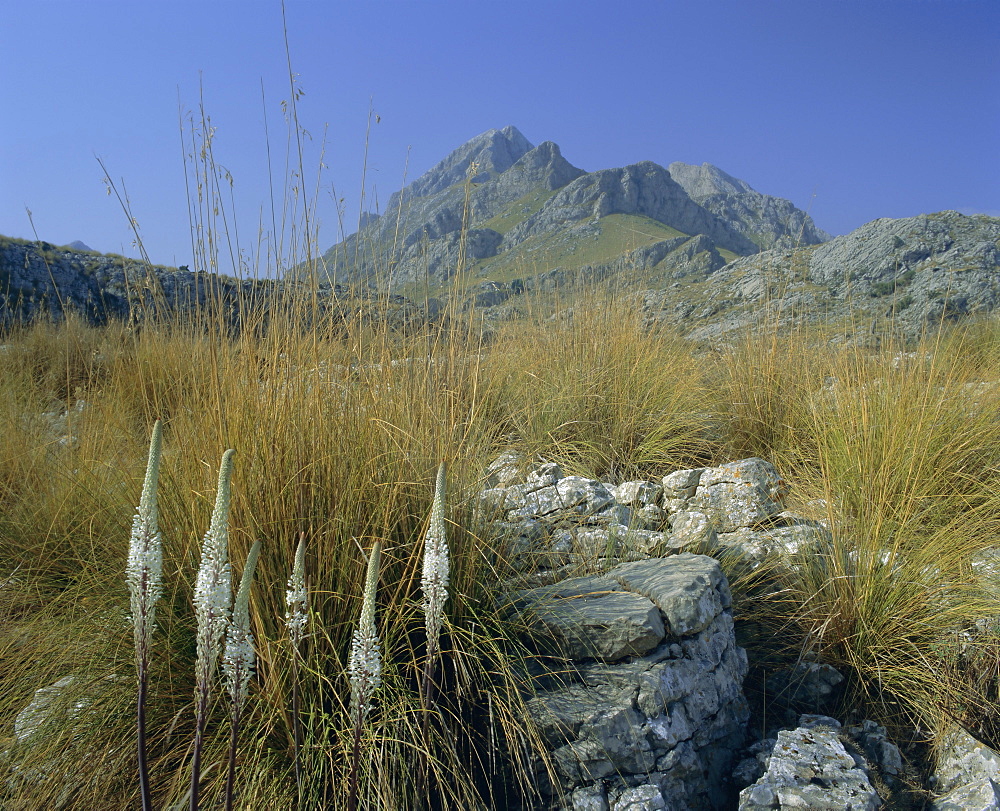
[{"left": 1, "top": 46, "right": 999, "bottom": 809}]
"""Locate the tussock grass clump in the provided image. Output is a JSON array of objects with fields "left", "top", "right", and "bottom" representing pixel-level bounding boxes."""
[
  {"left": 721, "top": 322, "right": 1000, "bottom": 751},
  {"left": 482, "top": 300, "right": 717, "bottom": 479}
]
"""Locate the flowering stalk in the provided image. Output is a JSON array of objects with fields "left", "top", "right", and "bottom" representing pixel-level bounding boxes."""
[
  {"left": 190, "top": 449, "right": 236, "bottom": 811},
  {"left": 419, "top": 462, "right": 449, "bottom": 792},
  {"left": 126, "top": 420, "right": 163, "bottom": 811},
  {"left": 284, "top": 532, "right": 308, "bottom": 805},
  {"left": 421, "top": 462, "right": 449, "bottom": 703},
  {"left": 223, "top": 539, "right": 261, "bottom": 811},
  {"left": 347, "top": 541, "right": 382, "bottom": 811}
]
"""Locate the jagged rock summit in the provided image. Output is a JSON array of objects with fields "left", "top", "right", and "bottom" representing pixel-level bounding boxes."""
[
  {"left": 404, "top": 125, "right": 533, "bottom": 197},
  {"left": 316, "top": 126, "right": 830, "bottom": 289}
]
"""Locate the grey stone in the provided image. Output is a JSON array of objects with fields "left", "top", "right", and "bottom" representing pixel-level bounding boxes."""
[
  {"left": 616, "top": 481, "right": 664, "bottom": 508},
  {"left": 519, "top": 576, "right": 665, "bottom": 662},
  {"left": 14, "top": 676, "right": 79, "bottom": 743},
  {"left": 717, "top": 522, "right": 831, "bottom": 562},
  {"left": 693, "top": 459, "right": 789, "bottom": 533},
  {"left": 555, "top": 477, "right": 617, "bottom": 516},
  {"left": 931, "top": 727, "right": 1000, "bottom": 810},
  {"left": 484, "top": 451, "right": 526, "bottom": 488},
  {"left": 733, "top": 739, "right": 780, "bottom": 788},
  {"left": 635, "top": 504, "right": 665, "bottom": 530},
  {"left": 527, "top": 461, "right": 564, "bottom": 488},
  {"left": 662, "top": 469, "right": 704, "bottom": 501},
  {"left": 608, "top": 554, "right": 731, "bottom": 636},
  {"left": 667, "top": 511, "right": 718, "bottom": 552},
  {"left": 594, "top": 504, "right": 634, "bottom": 526},
  {"left": 611, "top": 784, "right": 667, "bottom": 810},
  {"left": 519, "top": 553, "right": 747, "bottom": 810},
  {"left": 847, "top": 721, "right": 902, "bottom": 785},
  {"left": 568, "top": 783, "right": 610, "bottom": 811},
  {"left": 738, "top": 716, "right": 881, "bottom": 810}
]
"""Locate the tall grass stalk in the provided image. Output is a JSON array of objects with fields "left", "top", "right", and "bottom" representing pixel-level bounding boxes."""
[{"left": 125, "top": 419, "right": 164, "bottom": 811}]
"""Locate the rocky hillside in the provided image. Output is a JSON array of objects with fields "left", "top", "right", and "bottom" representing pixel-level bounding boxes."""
[
  {"left": 316, "top": 126, "right": 829, "bottom": 290},
  {"left": 4, "top": 154, "right": 998, "bottom": 343},
  {"left": 0, "top": 235, "right": 265, "bottom": 328},
  {"left": 634, "top": 210, "right": 1000, "bottom": 341}
]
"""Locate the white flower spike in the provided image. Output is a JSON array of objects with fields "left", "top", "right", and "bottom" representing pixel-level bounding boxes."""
[
  {"left": 224, "top": 539, "right": 261, "bottom": 709},
  {"left": 194, "top": 449, "right": 236, "bottom": 686},
  {"left": 285, "top": 533, "right": 308, "bottom": 648},
  {"left": 348, "top": 541, "right": 382, "bottom": 721},
  {"left": 421, "top": 462, "right": 449, "bottom": 662},
  {"left": 127, "top": 420, "right": 164, "bottom": 660}
]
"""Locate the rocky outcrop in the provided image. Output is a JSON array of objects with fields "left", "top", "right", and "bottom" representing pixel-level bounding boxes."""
[
  {"left": 516, "top": 554, "right": 749, "bottom": 809},
  {"left": 480, "top": 455, "right": 828, "bottom": 582},
  {"left": 668, "top": 162, "right": 831, "bottom": 250},
  {"left": 0, "top": 236, "right": 443, "bottom": 332},
  {"left": 657, "top": 211, "right": 1000, "bottom": 342},
  {"left": 501, "top": 162, "right": 758, "bottom": 257},
  {"left": 480, "top": 454, "right": 852, "bottom": 808},
  {"left": 3, "top": 674, "right": 121, "bottom": 807},
  {"left": 930, "top": 727, "right": 1000, "bottom": 810}
]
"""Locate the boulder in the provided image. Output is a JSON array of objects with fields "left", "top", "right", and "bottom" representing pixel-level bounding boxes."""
[
  {"left": 517, "top": 575, "right": 666, "bottom": 662},
  {"left": 738, "top": 716, "right": 882, "bottom": 810},
  {"left": 930, "top": 727, "right": 1000, "bottom": 810},
  {"left": 691, "top": 459, "right": 789, "bottom": 533}
]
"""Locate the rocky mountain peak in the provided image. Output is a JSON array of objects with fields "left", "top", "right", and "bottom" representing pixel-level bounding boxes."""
[
  {"left": 669, "top": 160, "right": 831, "bottom": 248},
  {"left": 490, "top": 140, "right": 585, "bottom": 197},
  {"left": 668, "top": 162, "right": 755, "bottom": 200},
  {"left": 402, "top": 125, "right": 533, "bottom": 200}
]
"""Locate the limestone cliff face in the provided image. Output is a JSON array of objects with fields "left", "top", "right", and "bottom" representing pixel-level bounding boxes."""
[{"left": 501, "top": 161, "right": 757, "bottom": 256}]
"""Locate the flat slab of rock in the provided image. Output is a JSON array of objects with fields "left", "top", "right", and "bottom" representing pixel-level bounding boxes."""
[
  {"left": 608, "top": 554, "right": 731, "bottom": 636},
  {"left": 518, "top": 576, "right": 665, "bottom": 662}
]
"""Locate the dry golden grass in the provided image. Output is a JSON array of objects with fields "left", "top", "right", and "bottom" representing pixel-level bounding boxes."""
[{"left": 1, "top": 300, "right": 1000, "bottom": 808}]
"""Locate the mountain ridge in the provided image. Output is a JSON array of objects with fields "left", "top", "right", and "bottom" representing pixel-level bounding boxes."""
[
  {"left": 315, "top": 126, "right": 832, "bottom": 290},
  {"left": 3, "top": 209, "right": 998, "bottom": 341}
]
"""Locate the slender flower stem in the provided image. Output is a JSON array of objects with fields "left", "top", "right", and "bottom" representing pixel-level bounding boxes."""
[
  {"left": 137, "top": 662, "right": 151, "bottom": 811},
  {"left": 190, "top": 449, "right": 236, "bottom": 811},
  {"left": 347, "top": 541, "right": 382, "bottom": 811},
  {"left": 126, "top": 420, "right": 163, "bottom": 811},
  {"left": 224, "top": 703, "right": 243, "bottom": 811},
  {"left": 224, "top": 539, "right": 261, "bottom": 811},
  {"left": 285, "top": 532, "right": 308, "bottom": 807}
]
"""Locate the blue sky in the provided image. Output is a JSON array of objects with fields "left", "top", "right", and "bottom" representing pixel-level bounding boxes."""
[{"left": 2, "top": 0, "right": 997, "bottom": 273}]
